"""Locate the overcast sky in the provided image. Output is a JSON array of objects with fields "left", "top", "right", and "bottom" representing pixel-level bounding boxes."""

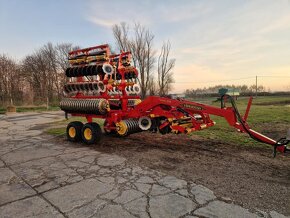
[{"left": 1, "top": 0, "right": 290, "bottom": 92}]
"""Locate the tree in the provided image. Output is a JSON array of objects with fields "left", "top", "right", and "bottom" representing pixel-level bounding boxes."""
[
  {"left": 112, "top": 22, "right": 130, "bottom": 52},
  {"left": 21, "top": 42, "right": 75, "bottom": 105},
  {"left": 248, "top": 85, "right": 256, "bottom": 93},
  {"left": 148, "top": 76, "right": 158, "bottom": 95},
  {"left": 22, "top": 50, "right": 50, "bottom": 104},
  {"left": 157, "top": 41, "right": 175, "bottom": 96},
  {"left": 112, "top": 23, "right": 156, "bottom": 98},
  {"left": 0, "top": 54, "right": 23, "bottom": 105},
  {"left": 55, "top": 43, "right": 79, "bottom": 98},
  {"left": 257, "top": 85, "right": 266, "bottom": 92}
]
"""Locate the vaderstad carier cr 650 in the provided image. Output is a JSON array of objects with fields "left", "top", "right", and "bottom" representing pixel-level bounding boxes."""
[{"left": 60, "top": 44, "right": 290, "bottom": 157}]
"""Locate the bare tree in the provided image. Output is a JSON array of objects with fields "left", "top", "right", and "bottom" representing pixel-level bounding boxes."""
[
  {"left": 22, "top": 50, "right": 49, "bottom": 104},
  {"left": 148, "top": 76, "right": 158, "bottom": 95},
  {"left": 55, "top": 43, "right": 78, "bottom": 99},
  {"left": 112, "top": 22, "right": 130, "bottom": 52},
  {"left": 257, "top": 85, "right": 266, "bottom": 92},
  {"left": 21, "top": 42, "right": 75, "bottom": 105},
  {"left": 157, "top": 41, "right": 175, "bottom": 96},
  {"left": 112, "top": 23, "right": 156, "bottom": 98},
  {"left": 41, "top": 43, "right": 58, "bottom": 106},
  {"left": 0, "top": 54, "right": 23, "bottom": 106}
]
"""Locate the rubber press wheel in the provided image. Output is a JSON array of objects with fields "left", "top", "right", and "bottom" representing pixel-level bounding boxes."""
[
  {"left": 81, "top": 122, "right": 102, "bottom": 145},
  {"left": 67, "top": 121, "right": 83, "bottom": 142}
]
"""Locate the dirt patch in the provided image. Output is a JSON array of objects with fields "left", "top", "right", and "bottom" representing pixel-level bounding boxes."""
[{"left": 53, "top": 132, "right": 290, "bottom": 215}]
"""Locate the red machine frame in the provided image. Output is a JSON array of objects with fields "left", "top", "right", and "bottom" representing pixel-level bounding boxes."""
[{"left": 61, "top": 44, "right": 289, "bottom": 156}]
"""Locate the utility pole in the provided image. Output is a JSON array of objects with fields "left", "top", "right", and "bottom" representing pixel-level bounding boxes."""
[{"left": 255, "top": 76, "right": 258, "bottom": 98}]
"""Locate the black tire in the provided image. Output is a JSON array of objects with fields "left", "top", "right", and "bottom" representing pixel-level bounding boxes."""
[
  {"left": 67, "top": 121, "right": 83, "bottom": 142},
  {"left": 81, "top": 122, "right": 102, "bottom": 145}
]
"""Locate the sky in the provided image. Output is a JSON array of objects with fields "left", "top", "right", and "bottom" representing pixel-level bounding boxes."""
[{"left": 1, "top": 0, "right": 290, "bottom": 93}]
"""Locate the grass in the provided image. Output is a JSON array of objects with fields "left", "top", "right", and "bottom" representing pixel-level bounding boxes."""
[
  {"left": 46, "top": 127, "right": 67, "bottom": 136},
  {"left": 0, "top": 106, "right": 60, "bottom": 114},
  {"left": 45, "top": 117, "right": 103, "bottom": 136},
  {"left": 17, "top": 106, "right": 60, "bottom": 113},
  {"left": 0, "top": 107, "right": 6, "bottom": 114}
]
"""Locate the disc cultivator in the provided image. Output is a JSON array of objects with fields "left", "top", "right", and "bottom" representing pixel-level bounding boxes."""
[{"left": 60, "top": 44, "right": 289, "bottom": 156}]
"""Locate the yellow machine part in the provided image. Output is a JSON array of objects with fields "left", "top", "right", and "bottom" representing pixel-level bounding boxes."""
[
  {"left": 83, "top": 128, "right": 92, "bottom": 140},
  {"left": 69, "top": 57, "right": 87, "bottom": 65},
  {"left": 116, "top": 121, "right": 128, "bottom": 136},
  {"left": 86, "top": 55, "right": 107, "bottom": 63},
  {"left": 134, "top": 99, "right": 142, "bottom": 105},
  {"left": 68, "top": 126, "right": 76, "bottom": 138}
]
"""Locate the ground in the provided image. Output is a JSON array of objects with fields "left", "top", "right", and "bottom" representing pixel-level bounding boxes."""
[{"left": 0, "top": 110, "right": 289, "bottom": 218}]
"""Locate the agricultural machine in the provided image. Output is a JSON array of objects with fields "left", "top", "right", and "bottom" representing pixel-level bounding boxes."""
[{"left": 60, "top": 44, "right": 290, "bottom": 156}]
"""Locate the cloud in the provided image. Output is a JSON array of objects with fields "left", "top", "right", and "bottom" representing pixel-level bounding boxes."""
[
  {"left": 86, "top": 16, "right": 116, "bottom": 28},
  {"left": 84, "top": 1, "right": 154, "bottom": 28},
  {"left": 259, "top": 14, "right": 290, "bottom": 34},
  {"left": 84, "top": 0, "right": 213, "bottom": 28}
]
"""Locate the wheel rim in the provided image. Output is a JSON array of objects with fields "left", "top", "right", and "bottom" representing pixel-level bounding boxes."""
[
  {"left": 116, "top": 121, "right": 128, "bottom": 136},
  {"left": 84, "top": 128, "right": 92, "bottom": 140},
  {"left": 68, "top": 127, "right": 76, "bottom": 138}
]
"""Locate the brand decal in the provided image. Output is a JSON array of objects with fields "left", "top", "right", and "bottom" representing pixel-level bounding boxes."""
[{"left": 182, "top": 104, "right": 203, "bottom": 110}]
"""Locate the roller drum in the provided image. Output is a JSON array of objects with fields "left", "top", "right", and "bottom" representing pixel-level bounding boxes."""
[
  {"left": 126, "top": 119, "right": 141, "bottom": 134},
  {"left": 60, "top": 98, "right": 109, "bottom": 115},
  {"left": 116, "top": 119, "right": 141, "bottom": 136}
]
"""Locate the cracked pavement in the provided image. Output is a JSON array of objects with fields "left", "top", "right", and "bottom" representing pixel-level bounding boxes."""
[{"left": 0, "top": 112, "right": 289, "bottom": 218}]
